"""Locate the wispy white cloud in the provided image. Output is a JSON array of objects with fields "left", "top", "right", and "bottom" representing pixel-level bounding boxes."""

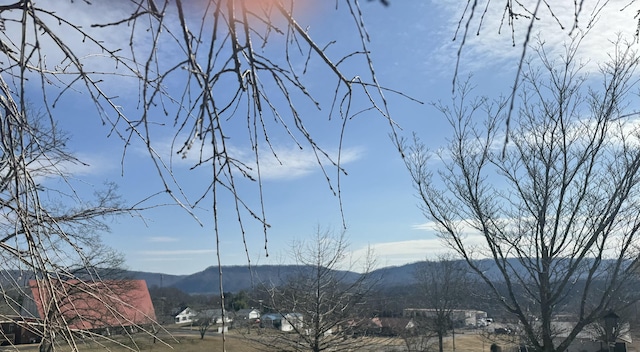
[
  {"left": 412, "top": 220, "right": 485, "bottom": 237},
  {"left": 412, "top": 211, "right": 634, "bottom": 261},
  {"left": 66, "top": 152, "right": 120, "bottom": 177},
  {"left": 362, "top": 220, "right": 529, "bottom": 267},
  {"left": 350, "top": 239, "right": 451, "bottom": 268},
  {"left": 236, "top": 145, "right": 365, "bottom": 181},
  {"left": 411, "top": 221, "right": 439, "bottom": 232},
  {"left": 147, "top": 135, "right": 366, "bottom": 181},
  {"left": 11, "top": 151, "right": 117, "bottom": 188},
  {"left": 2, "top": 2, "right": 147, "bottom": 92},
  {"left": 435, "top": 1, "right": 639, "bottom": 75}
]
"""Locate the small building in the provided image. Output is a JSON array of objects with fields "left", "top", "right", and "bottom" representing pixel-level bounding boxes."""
[
  {"left": 369, "top": 317, "right": 415, "bottom": 336},
  {"left": 0, "top": 287, "right": 41, "bottom": 345},
  {"left": 403, "top": 308, "right": 488, "bottom": 327},
  {"left": 0, "top": 318, "right": 41, "bottom": 345},
  {"left": 552, "top": 320, "right": 631, "bottom": 352},
  {"left": 260, "top": 313, "right": 303, "bottom": 332},
  {"left": 234, "top": 308, "right": 260, "bottom": 321},
  {"left": 174, "top": 307, "right": 198, "bottom": 325},
  {"left": 197, "top": 309, "right": 233, "bottom": 324}
]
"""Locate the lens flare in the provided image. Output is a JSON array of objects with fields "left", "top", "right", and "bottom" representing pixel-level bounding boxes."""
[{"left": 230, "top": 0, "right": 320, "bottom": 24}]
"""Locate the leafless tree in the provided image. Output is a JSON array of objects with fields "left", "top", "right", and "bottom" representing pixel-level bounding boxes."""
[
  {"left": 196, "top": 316, "right": 211, "bottom": 340},
  {"left": 0, "top": 1, "right": 638, "bottom": 351},
  {"left": 401, "top": 328, "right": 438, "bottom": 352},
  {"left": 0, "top": 7, "right": 405, "bottom": 349},
  {"left": 256, "top": 228, "right": 378, "bottom": 352},
  {"left": 0, "top": 0, "right": 405, "bottom": 273},
  {"left": 0, "top": 102, "right": 148, "bottom": 351},
  {"left": 404, "top": 37, "right": 640, "bottom": 352},
  {"left": 2, "top": 1, "right": 634, "bottom": 288},
  {"left": 409, "top": 255, "right": 472, "bottom": 352},
  {"left": 0, "top": 1, "right": 399, "bottom": 349},
  {"left": 450, "top": 1, "right": 640, "bottom": 134}
]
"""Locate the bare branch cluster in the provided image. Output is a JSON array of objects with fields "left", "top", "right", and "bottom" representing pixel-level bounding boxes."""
[
  {"left": 0, "top": 0, "right": 401, "bottom": 271},
  {"left": 453, "top": 1, "right": 640, "bottom": 140},
  {"left": 0, "top": 92, "right": 155, "bottom": 350},
  {"left": 257, "top": 228, "right": 378, "bottom": 352},
  {"left": 0, "top": 1, "right": 398, "bottom": 349},
  {"left": 404, "top": 37, "right": 640, "bottom": 352},
  {"left": 412, "top": 255, "right": 472, "bottom": 352}
]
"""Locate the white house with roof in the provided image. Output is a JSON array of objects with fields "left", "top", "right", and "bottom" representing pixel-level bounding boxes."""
[
  {"left": 198, "top": 308, "right": 233, "bottom": 324},
  {"left": 403, "top": 308, "right": 488, "bottom": 327},
  {"left": 234, "top": 308, "right": 260, "bottom": 321},
  {"left": 174, "top": 307, "right": 198, "bottom": 324},
  {"left": 261, "top": 313, "right": 304, "bottom": 332}
]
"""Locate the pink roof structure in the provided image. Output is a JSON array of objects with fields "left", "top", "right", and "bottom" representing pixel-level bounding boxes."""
[{"left": 24, "top": 279, "right": 156, "bottom": 331}]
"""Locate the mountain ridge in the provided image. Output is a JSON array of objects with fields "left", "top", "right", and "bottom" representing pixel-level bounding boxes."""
[
  {"left": 132, "top": 262, "right": 428, "bottom": 294},
  {"left": 132, "top": 257, "right": 613, "bottom": 295}
]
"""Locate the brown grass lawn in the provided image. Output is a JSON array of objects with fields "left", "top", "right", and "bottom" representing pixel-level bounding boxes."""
[
  {"left": 121, "top": 335, "right": 265, "bottom": 352},
  {"left": 444, "top": 332, "right": 518, "bottom": 352},
  {"left": 6, "top": 330, "right": 638, "bottom": 352},
  {"left": 449, "top": 331, "right": 640, "bottom": 352},
  {"left": 0, "top": 332, "right": 519, "bottom": 352},
  {"left": 0, "top": 331, "right": 403, "bottom": 351},
  {"left": 1, "top": 334, "right": 266, "bottom": 352},
  {"left": 4, "top": 333, "right": 507, "bottom": 352}
]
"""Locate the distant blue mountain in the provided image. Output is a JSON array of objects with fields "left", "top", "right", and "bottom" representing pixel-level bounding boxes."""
[
  {"left": 0, "top": 257, "right": 624, "bottom": 295},
  {"left": 133, "top": 263, "right": 425, "bottom": 294},
  {"left": 131, "top": 257, "right": 625, "bottom": 294}
]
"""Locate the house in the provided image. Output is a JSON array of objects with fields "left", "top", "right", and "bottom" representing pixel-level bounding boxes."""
[
  {"left": 369, "top": 317, "right": 415, "bottom": 336},
  {"left": 0, "top": 318, "right": 41, "bottom": 345},
  {"left": 0, "top": 286, "right": 41, "bottom": 345},
  {"left": 260, "top": 313, "right": 303, "bottom": 332},
  {"left": 234, "top": 308, "right": 260, "bottom": 321},
  {"left": 403, "top": 308, "right": 488, "bottom": 327},
  {"left": 563, "top": 339, "right": 627, "bottom": 352},
  {"left": 550, "top": 320, "right": 631, "bottom": 352},
  {"left": 196, "top": 309, "right": 233, "bottom": 324},
  {"left": 174, "top": 307, "right": 198, "bottom": 324},
  {"left": 22, "top": 279, "right": 156, "bottom": 335}
]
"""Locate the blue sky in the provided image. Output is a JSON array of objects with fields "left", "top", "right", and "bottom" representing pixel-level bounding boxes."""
[{"left": 32, "top": 1, "right": 640, "bottom": 275}]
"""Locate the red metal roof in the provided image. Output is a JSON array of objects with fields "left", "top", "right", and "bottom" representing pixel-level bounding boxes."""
[{"left": 26, "top": 279, "right": 156, "bottom": 331}]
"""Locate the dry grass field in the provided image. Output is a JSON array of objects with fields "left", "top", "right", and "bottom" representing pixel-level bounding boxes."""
[
  {"left": 0, "top": 331, "right": 513, "bottom": 352},
  {"left": 444, "top": 332, "right": 517, "bottom": 352},
  {"left": 2, "top": 329, "right": 639, "bottom": 352},
  {"left": 1, "top": 334, "right": 266, "bottom": 352}
]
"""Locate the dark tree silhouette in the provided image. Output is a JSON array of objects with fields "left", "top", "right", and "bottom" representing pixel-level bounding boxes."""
[{"left": 410, "top": 255, "right": 471, "bottom": 352}]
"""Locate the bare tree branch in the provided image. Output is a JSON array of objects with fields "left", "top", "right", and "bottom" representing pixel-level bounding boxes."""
[{"left": 404, "top": 37, "right": 640, "bottom": 352}]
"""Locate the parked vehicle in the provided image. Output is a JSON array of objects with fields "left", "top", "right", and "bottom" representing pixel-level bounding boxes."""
[{"left": 494, "top": 327, "right": 512, "bottom": 335}]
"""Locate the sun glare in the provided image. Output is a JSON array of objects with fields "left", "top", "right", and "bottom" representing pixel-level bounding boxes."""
[{"left": 225, "top": 0, "right": 319, "bottom": 23}]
